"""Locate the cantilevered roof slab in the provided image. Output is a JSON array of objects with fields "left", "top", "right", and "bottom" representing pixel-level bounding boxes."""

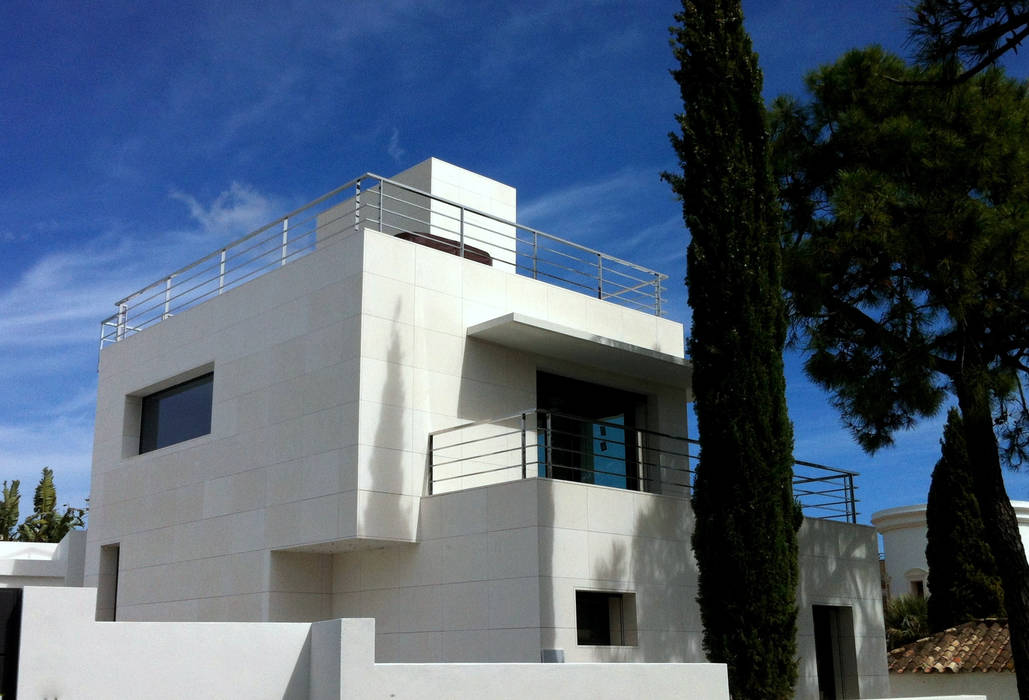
[{"left": 467, "top": 312, "right": 692, "bottom": 391}]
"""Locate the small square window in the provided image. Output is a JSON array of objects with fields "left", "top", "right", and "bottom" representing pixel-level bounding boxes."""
[
  {"left": 139, "top": 373, "right": 213, "bottom": 454},
  {"left": 576, "top": 590, "right": 637, "bottom": 646}
]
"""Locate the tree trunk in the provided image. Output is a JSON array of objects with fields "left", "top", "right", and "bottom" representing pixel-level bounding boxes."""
[{"left": 956, "top": 372, "right": 1029, "bottom": 699}]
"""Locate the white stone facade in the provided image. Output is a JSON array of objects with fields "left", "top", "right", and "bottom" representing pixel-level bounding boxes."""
[{"left": 86, "top": 159, "right": 889, "bottom": 698}]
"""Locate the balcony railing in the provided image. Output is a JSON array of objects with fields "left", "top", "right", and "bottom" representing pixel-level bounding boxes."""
[
  {"left": 100, "top": 173, "right": 668, "bottom": 348},
  {"left": 428, "top": 409, "right": 859, "bottom": 523}
]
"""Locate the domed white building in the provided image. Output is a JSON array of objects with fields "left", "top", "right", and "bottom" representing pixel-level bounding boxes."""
[{"left": 871, "top": 502, "right": 1029, "bottom": 601}]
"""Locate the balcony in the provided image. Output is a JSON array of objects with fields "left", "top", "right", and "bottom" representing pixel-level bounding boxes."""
[
  {"left": 100, "top": 171, "right": 668, "bottom": 347},
  {"left": 428, "top": 410, "right": 859, "bottom": 523}
]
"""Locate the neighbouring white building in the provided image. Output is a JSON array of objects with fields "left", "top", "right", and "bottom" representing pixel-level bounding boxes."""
[
  {"left": 0, "top": 531, "right": 85, "bottom": 590},
  {"left": 80, "top": 158, "right": 890, "bottom": 699},
  {"left": 872, "top": 502, "right": 1029, "bottom": 602}
]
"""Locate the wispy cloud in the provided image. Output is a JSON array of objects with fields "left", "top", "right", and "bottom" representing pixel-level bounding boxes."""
[
  {"left": 170, "top": 182, "right": 281, "bottom": 237},
  {"left": 387, "top": 127, "right": 405, "bottom": 164},
  {"left": 520, "top": 166, "right": 683, "bottom": 255},
  {"left": 0, "top": 181, "right": 283, "bottom": 507},
  {"left": 0, "top": 419, "right": 94, "bottom": 510}
]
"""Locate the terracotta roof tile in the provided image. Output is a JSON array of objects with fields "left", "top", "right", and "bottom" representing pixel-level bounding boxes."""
[{"left": 888, "top": 619, "right": 1013, "bottom": 674}]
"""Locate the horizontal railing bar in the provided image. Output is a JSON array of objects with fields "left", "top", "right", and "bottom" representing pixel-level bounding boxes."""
[
  {"left": 367, "top": 173, "right": 670, "bottom": 279},
  {"left": 115, "top": 174, "right": 370, "bottom": 306},
  {"left": 430, "top": 409, "right": 857, "bottom": 520},
  {"left": 431, "top": 463, "right": 527, "bottom": 483},
  {"left": 430, "top": 446, "right": 528, "bottom": 469}
]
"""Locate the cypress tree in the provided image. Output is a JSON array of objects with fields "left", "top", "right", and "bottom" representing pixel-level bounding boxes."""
[
  {"left": 926, "top": 408, "right": 1005, "bottom": 631},
  {"left": 665, "top": 2, "right": 799, "bottom": 697}
]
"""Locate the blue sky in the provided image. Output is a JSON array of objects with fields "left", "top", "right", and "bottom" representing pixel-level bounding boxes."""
[{"left": 2, "top": 0, "right": 1027, "bottom": 524}]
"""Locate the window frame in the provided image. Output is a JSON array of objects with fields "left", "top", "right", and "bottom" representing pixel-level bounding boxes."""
[
  {"left": 137, "top": 372, "right": 214, "bottom": 454},
  {"left": 575, "top": 589, "right": 638, "bottom": 647}
]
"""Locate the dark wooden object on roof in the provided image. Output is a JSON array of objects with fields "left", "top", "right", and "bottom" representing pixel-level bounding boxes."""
[{"left": 394, "top": 231, "right": 493, "bottom": 266}]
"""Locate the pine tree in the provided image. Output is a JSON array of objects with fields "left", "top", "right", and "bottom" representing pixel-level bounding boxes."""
[
  {"left": 926, "top": 408, "right": 1005, "bottom": 631},
  {"left": 665, "top": 2, "right": 799, "bottom": 697},
  {"left": 770, "top": 47, "right": 1029, "bottom": 695}
]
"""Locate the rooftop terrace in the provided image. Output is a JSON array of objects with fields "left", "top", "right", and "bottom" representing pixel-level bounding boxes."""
[{"left": 100, "top": 170, "right": 668, "bottom": 348}]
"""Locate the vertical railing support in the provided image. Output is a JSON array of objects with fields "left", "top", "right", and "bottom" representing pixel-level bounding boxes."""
[
  {"left": 597, "top": 254, "right": 604, "bottom": 299},
  {"left": 218, "top": 249, "right": 226, "bottom": 294},
  {"left": 521, "top": 412, "right": 527, "bottom": 481},
  {"left": 280, "top": 217, "right": 289, "bottom": 266},
  {"left": 354, "top": 180, "right": 361, "bottom": 235},
  {"left": 545, "top": 410, "right": 553, "bottom": 479},
  {"left": 847, "top": 474, "right": 856, "bottom": 523},
  {"left": 655, "top": 273, "right": 662, "bottom": 316},
  {"left": 428, "top": 433, "right": 434, "bottom": 496},
  {"left": 459, "top": 207, "right": 466, "bottom": 259},
  {"left": 116, "top": 303, "right": 127, "bottom": 341},
  {"left": 378, "top": 179, "right": 384, "bottom": 230},
  {"left": 532, "top": 232, "right": 539, "bottom": 280},
  {"left": 163, "top": 277, "right": 172, "bottom": 319}
]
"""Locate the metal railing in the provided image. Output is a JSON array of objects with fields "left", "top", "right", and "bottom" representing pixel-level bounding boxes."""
[
  {"left": 100, "top": 173, "right": 668, "bottom": 348},
  {"left": 428, "top": 409, "right": 859, "bottom": 522}
]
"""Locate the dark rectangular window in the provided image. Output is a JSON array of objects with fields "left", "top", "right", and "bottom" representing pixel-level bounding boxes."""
[
  {"left": 139, "top": 373, "right": 213, "bottom": 454},
  {"left": 576, "top": 590, "right": 636, "bottom": 646}
]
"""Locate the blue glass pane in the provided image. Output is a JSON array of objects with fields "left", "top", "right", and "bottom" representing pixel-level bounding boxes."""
[{"left": 139, "top": 373, "right": 213, "bottom": 453}]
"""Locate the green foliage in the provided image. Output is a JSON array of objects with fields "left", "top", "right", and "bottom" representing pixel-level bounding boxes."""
[
  {"left": 665, "top": 2, "right": 799, "bottom": 697},
  {"left": 771, "top": 46, "right": 1029, "bottom": 693},
  {"left": 910, "top": 1, "right": 1029, "bottom": 82},
  {"left": 885, "top": 594, "right": 930, "bottom": 649},
  {"left": 0, "top": 481, "right": 19, "bottom": 541},
  {"left": 15, "top": 468, "right": 85, "bottom": 543},
  {"left": 770, "top": 46, "right": 1029, "bottom": 467},
  {"left": 926, "top": 408, "right": 1005, "bottom": 631}
]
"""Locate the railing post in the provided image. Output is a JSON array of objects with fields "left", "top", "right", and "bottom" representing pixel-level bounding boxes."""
[
  {"left": 654, "top": 272, "right": 662, "bottom": 315},
  {"left": 280, "top": 217, "right": 289, "bottom": 266},
  {"left": 354, "top": 180, "right": 361, "bottom": 235},
  {"left": 218, "top": 249, "right": 226, "bottom": 294},
  {"left": 521, "top": 412, "right": 527, "bottom": 481},
  {"left": 532, "top": 232, "right": 539, "bottom": 280},
  {"left": 847, "top": 474, "right": 856, "bottom": 523},
  {"left": 545, "top": 410, "right": 553, "bottom": 479},
  {"left": 428, "top": 433, "right": 434, "bottom": 496},
  {"left": 378, "top": 179, "right": 384, "bottom": 230},
  {"left": 116, "top": 303, "right": 127, "bottom": 341},
  {"left": 163, "top": 277, "right": 172, "bottom": 319},
  {"left": 597, "top": 254, "right": 603, "bottom": 299},
  {"left": 459, "top": 207, "right": 466, "bottom": 259}
]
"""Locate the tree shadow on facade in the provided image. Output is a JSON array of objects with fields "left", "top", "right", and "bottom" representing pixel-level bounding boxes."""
[
  {"left": 537, "top": 481, "right": 703, "bottom": 662},
  {"left": 360, "top": 299, "right": 413, "bottom": 541}
]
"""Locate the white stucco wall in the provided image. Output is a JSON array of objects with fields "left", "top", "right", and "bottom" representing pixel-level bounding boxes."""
[
  {"left": 326, "top": 476, "right": 888, "bottom": 698},
  {"left": 796, "top": 518, "right": 890, "bottom": 699},
  {"left": 889, "top": 669, "right": 1013, "bottom": 699},
  {"left": 18, "top": 586, "right": 313, "bottom": 699},
  {"left": 18, "top": 586, "right": 729, "bottom": 700}
]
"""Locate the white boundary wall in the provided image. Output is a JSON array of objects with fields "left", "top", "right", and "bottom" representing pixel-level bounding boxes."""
[{"left": 18, "top": 587, "right": 730, "bottom": 700}]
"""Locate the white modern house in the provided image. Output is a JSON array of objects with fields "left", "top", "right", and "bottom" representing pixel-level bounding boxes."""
[{"left": 79, "top": 158, "right": 890, "bottom": 699}]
